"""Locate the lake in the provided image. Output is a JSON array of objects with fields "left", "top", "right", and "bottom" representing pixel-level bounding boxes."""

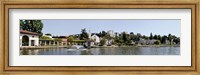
[{"left": 20, "top": 46, "right": 180, "bottom": 55}]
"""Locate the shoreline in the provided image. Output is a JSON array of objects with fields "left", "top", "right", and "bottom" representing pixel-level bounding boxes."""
[{"left": 20, "top": 44, "right": 180, "bottom": 49}]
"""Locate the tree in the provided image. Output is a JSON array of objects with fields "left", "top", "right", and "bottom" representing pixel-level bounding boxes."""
[
  {"left": 130, "top": 32, "right": 135, "bottom": 41},
  {"left": 54, "top": 38, "right": 62, "bottom": 42},
  {"left": 122, "top": 32, "right": 128, "bottom": 42},
  {"left": 130, "top": 32, "right": 134, "bottom": 35},
  {"left": 150, "top": 33, "right": 153, "bottom": 40},
  {"left": 39, "top": 36, "right": 52, "bottom": 40},
  {"left": 20, "top": 20, "right": 44, "bottom": 37},
  {"left": 100, "top": 39, "right": 106, "bottom": 46},
  {"left": 153, "top": 35, "right": 158, "bottom": 40},
  {"left": 45, "top": 33, "right": 52, "bottom": 36},
  {"left": 67, "top": 36, "right": 74, "bottom": 42},
  {"left": 101, "top": 31, "right": 107, "bottom": 37},
  {"left": 161, "top": 35, "right": 168, "bottom": 44},
  {"left": 173, "top": 37, "right": 180, "bottom": 44},
  {"left": 168, "top": 34, "right": 172, "bottom": 45},
  {"left": 154, "top": 40, "right": 161, "bottom": 45},
  {"left": 142, "top": 35, "right": 148, "bottom": 40},
  {"left": 20, "top": 20, "right": 25, "bottom": 30},
  {"left": 157, "top": 35, "right": 161, "bottom": 41},
  {"left": 67, "top": 36, "right": 74, "bottom": 45},
  {"left": 80, "top": 28, "right": 89, "bottom": 40}
]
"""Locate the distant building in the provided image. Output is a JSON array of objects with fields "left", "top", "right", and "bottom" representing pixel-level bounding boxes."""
[
  {"left": 20, "top": 30, "right": 39, "bottom": 47},
  {"left": 52, "top": 36, "right": 68, "bottom": 46},
  {"left": 138, "top": 38, "right": 146, "bottom": 45},
  {"left": 105, "top": 39, "right": 113, "bottom": 46},
  {"left": 165, "top": 40, "right": 170, "bottom": 45},
  {"left": 138, "top": 38, "right": 157, "bottom": 45},
  {"left": 107, "top": 30, "right": 115, "bottom": 37},
  {"left": 146, "top": 39, "right": 157, "bottom": 45},
  {"left": 39, "top": 36, "right": 68, "bottom": 46},
  {"left": 85, "top": 39, "right": 95, "bottom": 48},
  {"left": 91, "top": 34, "right": 100, "bottom": 45}
]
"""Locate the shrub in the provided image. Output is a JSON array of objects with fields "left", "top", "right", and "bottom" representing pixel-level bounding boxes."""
[{"left": 154, "top": 40, "right": 161, "bottom": 45}]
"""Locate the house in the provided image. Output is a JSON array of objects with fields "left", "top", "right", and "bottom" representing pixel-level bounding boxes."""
[
  {"left": 105, "top": 39, "right": 113, "bottom": 46},
  {"left": 138, "top": 38, "right": 146, "bottom": 45},
  {"left": 52, "top": 36, "right": 68, "bottom": 46},
  {"left": 20, "top": 30, "right": 39, "bottom": 47},
  {"left": 91, "top": 34, "right": 100, "bottom": 45},
  {"left": 138, "top": 38, "right": 157, "bottom": 45},
  {"left": 146, "top": 39, "right": 157, "bottom": 45},
  {"left": 84, "top": 40, "right": 95, "bottom": 48},
  {"left": 107, "top": 30, "right": 115, "bottom": 37},
  {"left": 165, "top": 40, "right": 170, "bottom": 45}
]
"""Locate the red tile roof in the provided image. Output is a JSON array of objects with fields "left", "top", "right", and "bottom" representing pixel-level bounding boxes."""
[{"left": 20, "top": 30, "right": 38, "bottom": 35}]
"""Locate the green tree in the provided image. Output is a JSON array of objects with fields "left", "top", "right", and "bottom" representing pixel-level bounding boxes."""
[
  {"left": 45, "top": 33, "right": 52, "bottom": 36},
  {"left": 54, "top": 38, "right": 62, "bottom": 41},
  {"left": 158, "top": 35, "right": 161, "bottom": 41},
  {"left": 154, "top": 40, "right": 161, "bottom": 45},
  {"left": 153, "top": 35, "right": 158, "bottom": 40},
  {"left": 20, "top": 20, "right": 43, "bottom": 36},
  {"left": 150, "top": 33, "right": 153, "bottom": 40},
  {"left": 67, "top": 36, "right": 74, "bottom": 45},
  {"left": 122, "top": 32, "right": 128, "bottom": 42},
  {"left": 161, "top": 35, "right": 168, "bottom": 44},
  {"left": 20, "top": 20, "right": 25, "bottom": 30},
  {"left": 80, "top": 28, "right": 89, "bottom": 40},
  {"left": 130, "top": 32, "right": 134, "bottom": 35},
  {"left": 39, "top": 36, "right": 52, "bottom": 40},
  {"left": 173, "top": 37, "right": 180, "bottom": 44},
  {"left": 100, "top": 39, "right": 106, "bottom": 46},
  {"left": 101, "top": 31, "right": 107, "bottom": 37},
  {"left": 168, "top": 34, "right": 172, "bottom": 45},
  {"left": 68, "top": 36, "right": 74, "bottom": 42}
]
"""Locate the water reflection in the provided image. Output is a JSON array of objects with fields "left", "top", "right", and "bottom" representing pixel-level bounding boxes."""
[{"left": 20, "top": 46, "right": 180, "bottom": 55}]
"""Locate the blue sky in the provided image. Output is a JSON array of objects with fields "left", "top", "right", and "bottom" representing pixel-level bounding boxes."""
[{"left": 42, "top": 19, "right": 180, "bottom": 37}]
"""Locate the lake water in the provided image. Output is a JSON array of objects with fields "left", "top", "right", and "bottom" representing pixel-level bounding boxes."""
[{"left": 20, "top": 46, "right": 180, "bottom": 55}]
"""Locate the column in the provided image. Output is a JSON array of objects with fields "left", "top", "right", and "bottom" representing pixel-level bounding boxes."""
[
  {"left": 49, "top": 41, "right": 51, "bottom": 46},
  {"left": 44, "top": 41, "right": 47, "bottom": 46},
  {"left": 57, "top": 41, "right": 59, "bottom": 46},
  {"left": 39, "top": 41, "right": 41, "bottom": 46},
  {"left": 53, "top": 41, "right": 56, "bottom": 46},
  {"left": 61, "top": 42, "right": 63, "bottom": 46},
  {"left": 29, "top": 40, "right": 31, "bottom": 46}
]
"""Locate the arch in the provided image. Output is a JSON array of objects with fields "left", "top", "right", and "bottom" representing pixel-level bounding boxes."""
[{"left": 22, "top": 35, "right": 29, "bottom": 46}]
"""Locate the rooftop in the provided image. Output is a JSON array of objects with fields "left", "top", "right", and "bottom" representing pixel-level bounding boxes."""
[{"left": 20, "top": 30, "right": 38, "bottom": 35}]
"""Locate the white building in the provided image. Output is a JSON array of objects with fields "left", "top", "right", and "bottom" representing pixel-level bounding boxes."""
[
  {"left": 138, "top": 38, "right": 158, "bottom": 45},
  {"left": 138, "top": 38, "right": 146, "bottom": 45},
  {"left": 20, "top": 30, "right": 39, "bottom": 47},
  {"left": 107, "top": 30, "right": 115, "bottom": 37},
  {"left": 105, "top": 39, "right": 113, "bottom": 46},
  {"left": 91, "top": 34, "right": 100, "bottom": 45},
  {"left": 146, "top": 39, "right": 157, "bottom": 45}
]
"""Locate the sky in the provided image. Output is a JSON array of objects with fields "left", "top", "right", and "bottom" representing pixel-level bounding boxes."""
[{"left": 42, "top": 19, "right": 180, "bottom": 37}]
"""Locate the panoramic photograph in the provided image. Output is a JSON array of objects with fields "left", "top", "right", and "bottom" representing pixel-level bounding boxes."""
[{"left": 20, "top": 19, "right": 180, "bottom": 55}]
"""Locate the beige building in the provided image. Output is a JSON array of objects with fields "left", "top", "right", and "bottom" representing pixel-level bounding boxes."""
[{"left": 20, "top": 30, "right": 39, "bottom": 47}]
